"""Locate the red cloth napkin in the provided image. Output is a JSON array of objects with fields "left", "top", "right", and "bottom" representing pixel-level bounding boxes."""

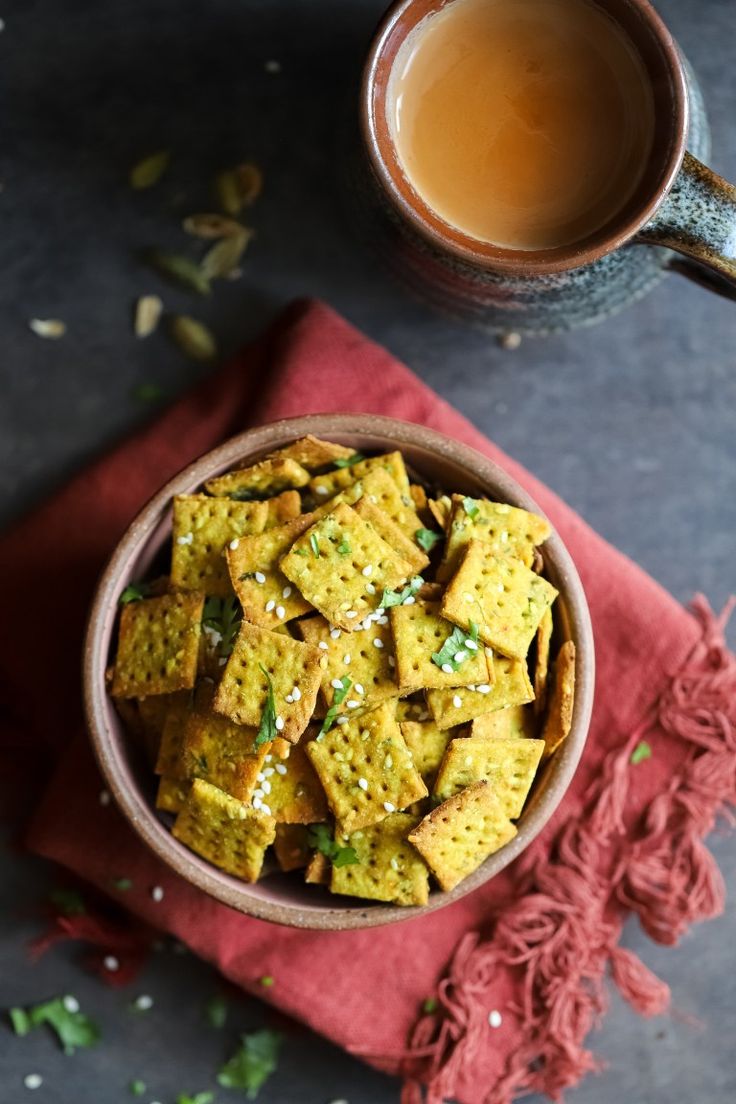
[{"left": 2, "top": 300, "right": 734, "bottom": 1104}]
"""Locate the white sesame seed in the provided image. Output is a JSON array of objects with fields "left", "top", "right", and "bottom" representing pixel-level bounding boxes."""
[
  {"left": 104, "top": 955, "right": 119, "bottom": 972},
  {"left": 318, "top": 641, "right": 329, "bottom": 650},
  {"left": 62, "top": 995, "right": 80, "bottom": 1013},
  {"left": 441, "top": 663, "right": 453, "bottom": 674},
  {"left": 282, "top": 585, "right": 292, "bottom": 598},
  {"left": 488, "top": 1009, "right": 503, "bottom": 1028},
  {"left": 347, "top": 700, "right": 360, "bottom": 709},
  {"left": 465, "top": 755, "right": 473, "bottom": 766},
  {"left": 464, "top": 593, "right": 474, "bottom": 603},
  {"left": 24, "top": 1075, "right": 43, "bottom": 1090},
  {"left": 355, "top": 683, "right": 365, "bottom": 695},
  {"left": 373, "top": 637, "right": 384, "bottom": 649},
  {"left": 285, "top": 694, "right": 294, "bottom": 704},
  {"left": 331, "top": 678, "right": 344, "bottom": 689},
  {"left": 263, "top": 767, "right": 275, "bottom": 777},
  {"left": 358, "top": 777, "right": 369, "bottom": 791},
  {"left": 362, "top": 565, "right": 373, "bottom": 577},
  {"left": 134, "top": 994, "right": 154, "bottom": 1011},
  {"left": 390, "top": 857, "right": 400, "bottom": 872},
  {"left": 465, "top": 640, "right": 478, "bottom": 650},
  {"left": 176, "top": 532, "right": 193, "bottom": 545},
  {"left": 151, "top": 885, "right": 164, "bottom": 902},
  {"left": 497, "top": 582, "right": 505, "bottom": 592},
  {"left": 238, "top": 805, "right": 247, "bottom": 819},
  {"left": 99, "top": 789, "right": 110, "bottom": 806},
  {"left": 253, "top": 796, "right": 263, "bottom": 809},
  {"left": 292, "top": 686, "right": 301, "bottom": 701},
  {"left": 229, "top": 538, "right": 240, "bottom": 550},
  {"left": 468, "top": 684, "right": 477, "bottom": 692},
  {"left": 453, "top": 695, "right": 463, "bottom": 708},
  {"left": 388, "top": 656, "right": 396, "bottom": 667},
  {"left": 376, "top": 614, "right": 389, "bottom": 625},
  {"left": 255, "top": 571, "right": 266, "bottom": 584},
  {"left": 276, "top": 604, "right": 285, "bottom": 619},
  {"left": 218, "top": 657, "right": 227, "bottom": 667},
  {"left": 336, "top": 715, "right": 349, "bottom": 725},
  {"left": 253, "top": 787, "right": 265, "bottom": 800},
  {"left": 265, "top": 599, "right": 276, "bottom": 612},
  {"left": 477, "top": 684, "right": 491, "bottom": 694},
  {"left": 316, "top": 485, "right": 329, "bottom": 495},
  {"left": 343, "top": 653, "right": 351, "bottom": 665},
  {"left": 403, "top": 595, "right": 416, "bottom": 605},
  {"left": 330, "top": 628, "right": 341, "bottom": 639},
  {"left": 383, "top": 801, "right": 396, "bottom": 813},
  {"left": 261, "top": 780, "right": 271, "bottom": 795},
  {"left": 345, "top": 610, "right": 358, "bottom": 619},
  {"left": 275, "top": 763, "right": 287, "bottom": 775},
  {"left": 256, "top": 772, "right": 265, "bottom": 782},
  {"left": 453, "top": 651, "right": 467, "bottom": 664},
  {"left": 264, "top": 754, "right": 273, "bottom": 762},
  {"left": 365, "top": 582, "right": 376, "bottom": 595},
  {"left": 500, "top": 531, "right": 509, "bottom": 544},
  {"left": 275, "top": 716, "right": 285, "bottom": 731},
  {"left": 384, "top": 754, "right": 393, "bottom": 769},
  {"left": 261, "top": 803, "right": 272, "bottom": 816}
]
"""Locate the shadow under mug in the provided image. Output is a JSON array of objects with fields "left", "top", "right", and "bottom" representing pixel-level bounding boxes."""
[{"left": 360, "top": 0, "right": 736, "bottom": 334}]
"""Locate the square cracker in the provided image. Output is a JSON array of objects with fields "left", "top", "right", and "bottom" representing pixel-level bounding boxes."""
[
  {"left": 263, "top": 742, "right": 329, "bottom": 824},
  {"left": 534, "top": 607, "right": 554, "bottom": 716},
  {"left": 266, "top": 434, "right": 354, "bottom": 470},
  {"left": 154, "top": 691, "right": 195, "bottom": 779},
  {"left": 309, "top": 451, "right": 411, "bottom": 504},
  {"left": 428, "top": 495, "right": 453, "bottom": 532},
  {"left": 264, "top": 489, "right": 302, "bottom": 529},
  {"left": 213, "top": 622, "right": 322, "bottom": 743},
  {"left": 205, "top": 456, "right": 310, "bottom": 498},
  {"left": 172, "top": 779, "right": 275, "bottom": 882},
  {"left": 155, "top": 776, "right": 191, "bottom": 814},
  {"left": 438, "top": 495, "right": 551, "bottom": 581},
  {"left": 281, "top": 503, "right": 413, "bottom": 631},
  {"left": 304, "top": 850, "right": 330, "bottom": 885},
  {"left": 408, "top": 781, "right": 517, "bottom": 891},
  {"left": 442, "top": 541, "right": 558, "bottom": 659},
  {"left": 112, "top": 592, "right": 204, "bottom": 699},
  {"left": 273, "top": 824, "right": 312, "bottom": 872},
  {"left": 472, "top": 704, "right": 536, "bottom": 741},
  {"left": 171, "top": 494, "right": 268, "bottom": 598},
  {"left": 305, "top": 701, "right": 427, "bottom": 834},
  {"left": 541, "top": 640, "right": 576, "bottom": 759},
  {"left": 353, "top": 497, "right": 429, "bottom": 574},
  {"left": 400, "top": 721, "right": 455, "bottom": 787},
  {"left": 390, "top": 599, "right": 491, "bottom": 693},
  {"left": 330, "top": 813, "right": 429, "bottom": 906},
  {"left": 298, "top": 614, "right": 400, "bottom": 717},
  {"left": 340, "top": 467, "right": 424, "bottom": 539},
  {"left": 433, "top": 733, "right": 544, "bottom": 818},
  {"left": 427, "top": 654, "right": 533, "bottom": 729},
  {"left": 181, "top": 692, "right": 269, "bottom": 802},
  {"left": 227, "top": 514, "right": 315, "bottom": 629}
]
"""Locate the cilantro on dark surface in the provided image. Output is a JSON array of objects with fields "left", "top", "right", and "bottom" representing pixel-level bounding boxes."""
[
  {"left": 630, "top": 741, "right": 652, "bottom": 764},
  {"left": 49, "top": 887, "right": 86, "bottom": 916},
  {"left": 307, "top": 824, "right": 358, "bottom": 868},
  {"left": 119, "top": 581, "right": 154, "bottom": 605},
  {"left": 333, "top": 452, "right": 365, "bottom": 469},
  {"left": 217, "top": 1029, "right": 282, "bottom": 1099},
  {"left": 10, "top": 996, "right": 100, "bottom": 1054},
  {"left": 205, "top": 995, "right": 228, "bottom": 1030},
  {"left": 202, "top": 596, "right": 242, "bottom": 658},
  {"left": 415, "top": 528, "right": 442, "bottom": 553}
]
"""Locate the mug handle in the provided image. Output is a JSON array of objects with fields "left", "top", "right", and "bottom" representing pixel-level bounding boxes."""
[{"left": 636, "top": 151, "right": 736, "bottom": 301}]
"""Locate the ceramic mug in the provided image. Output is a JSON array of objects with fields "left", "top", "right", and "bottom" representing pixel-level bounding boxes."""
[{"left": 360, "top": 0, "right": 736, "bottom": 334}]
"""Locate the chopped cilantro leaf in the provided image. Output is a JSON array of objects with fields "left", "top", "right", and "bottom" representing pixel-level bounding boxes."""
[
  {"left": 202, "top": 596, "right": 242, "bottom": 658},
  {"left": 333, "top": 452, "right": 365, "bottom": 469},
  {"left": 177, "top": 1093, "right": 214, "bottom": 1104},
  {"left": 318, "top": 677, "right": 352, "bottom": 736},
  {"left": 238, "top": 571, "right": 257, "bottom": 581},
  {"left": 119, "top": 582, "right": 153, "bottom": 605},
  {"left": 462, "top": 496, "right": 480, "bottom": 520},
  {"left": 630, "top": 741, "right": 652, "bottom": 765},
  {"left": 10, "top": 1008, "right": 31, "bottom": 1035},
  {"left": 337, "top": 539, "right": 351, "bottom": 555},
  {"left": 422, "top": 997, "right": 439, "bottom": 1014},
  {"left": 254, "top": 666, "right": 278, "bottom": 749},
  {"left": 49, "top": 887, "right": 86, "bottom": 916},
  {"left": 307, "top": 824, "right": 358, "bottom": 868},
  {"left": 431, "top": 622, "right": 479, "bottom": 672},
  {"left": 379, "top": 575, "right": 424, "bottom": 609},
  {"left": 111, "top": 877, "right": 133, "bottom": 892},
  {"left": 310, "top": 533, "right": 320, "bottom": 558},
  {"left": 129, "top": 1081, "right": 146, "bottom": 1097},
  {"left": 228, "top": 488, "right": 262, "bottom": 502},
  {"left": 294, "top": 548, "right": 309, "bottom": 557},
  {"left": 415, "top": 528, "right": 442, "bottom": 553},
  {"left": 259, "top": 975, "right": 274, "bottom": 987},
  {"left": 217, "top": 1029, "right": 282, "bottom": 1099},
  {"left": 12, "top": 996, "right": 100, "bottom": 1054},
  {"left": 205, "top": 994, "right": 228, "bottom": 1030}
]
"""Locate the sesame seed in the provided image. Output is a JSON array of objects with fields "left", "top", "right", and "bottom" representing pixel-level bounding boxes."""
[
  {"left": 390, "top": 857, "right": 400, "bottom": 871},
  {"left": 254, "top": 787, "right": 265, "bottom": 800},
  {"left": 62, "top": 995, "right": 80, "bottom": 1013},
  {"left": 265, "top": 599, "right": 276, "bottom": 612},
  {"left": 24, "top": 1075, "right": 43, "bottom": 1090},
  {"left": 261, "top": 780, "right": 271, "bottom": 795},
  {"left": 488, "top": 1009, "right": 503, "bottom": 1028},
  {"left": 176, "top": 532, "right": 193, "bottom": 545},
  {"left": 477, "top": 684, "right": 491, "bottom": 694},
  {"left": 376, "top": 614, "right": 389, "bottom": 625},
  {"left": 261, "top": 803, "right": 272, "bottom": 815},
  {"left": 151, "top": 885, "right": 164, "bottom": 902},
  {"left": 336, "top": 716, "right": 349, "bottom": 725},
  {"left": 373, "top": 638, "right": 384, "bottom": 648},
  {"left": 466, "top": 640, "right": 478, "bottom": 650},
  {"left": 331, "top": 678, "right": 344, "bottom": 689},
  {"left": 441, "top": 663, "right": 453, "bottom": 674},
  {"left": 453, "top": 695, "right": 462, "bottom": 708},
  {"left": 318, "top": 641, "right": 329, "bottom": 650},
  {"left": 253, "top": 796, "right": 263, "bottom": 809},
  {"left": 383, "top": 801, "right": 395, "bottom": 813},
  {"left": 285, "top": 694, "right": 294, "bottom": 704},
  {"left": 330, "top": 628, "right": 341, "bottom": 639},
  {"left": 256, "top": 772, "right": 265, "bottom": 782},
  {"left": 104, "top": 955, "right": 119, "bottom": 972},
  {"left": 365, "top": 582, "right": 376, "bottom": 595},
  {"left": 347, "top": 700, "right": 360, "bottom": 709},
  {"left": 355, "top": 683, "right": 365, "bottom": 695},
  {"left": 134, "top": 994, "right": 154, "bottom": 1011},
  {"left": 343, "top": 653, "right": 351, "bottom": 664},
  {"left": 500, "top": 531, "right": 509, "bottom": 544},
  {"left": 275, "top": 763, "right": 287, "bottom": 775},
  {"left": 263, "top": 767, "right": 275, "bottom": 777},
  {"left": 468, "top": 684, "right": 477, "bottom": 692},
  {"left": 229, "top": 538, "right": 240, "bottom": 550},
  {"left": 465, "top": 755, "right": 473, "bottom": 766},
  {"left": 99, "top": 789, "right": 110, "bottom": 806},
  {"left": 238, "top": 806, "right": 247, "bottom": 819},
  {"left": 345, "top": 610, "right": 358, "bottom": 619},
  {"left": 218, "top": 657, "right": 227, "bottom": 667},
  {"left": 388, "top": 656, "right": 396, "bottom": 667},
  {"left": 403, "top": 595, "right": 416, "bottom": 605},
  {"left": 454, "top": 652, "right": 468, "bottom": 664},
  {"left": 316, "top": 485, "right": 329, "bottom": 495},
  {"left": 264, "top": 754, "right": 273, "bottom": 762},
  {"left": 362, "top": 565, "right": 373, "bottom": 577},
  {"left": 275, "top": 716, "right": 285, "bottom": 732},
  {"left": 358, "top": 777, "right": 369, "bottom": 791},
  {"left": 255, "top": 571, "right": 266, "bottom": 584},
  {"left": 384, "top": 754, "right": 393, "bottom": 769},
  {"left": 464, "top": 593, "right": 474, "bottom": 603},
  {"left": 282, "top": 585, "right": 292, "bottom": 598},
  {"left": 497, "top": 582, "right": 505, "bottom": 592},
  {"left": 292, "top": 686, "right": 301, "bottom": 701},
  {"left": 276, "top": 605, "right": 285, "bottom": 619}
]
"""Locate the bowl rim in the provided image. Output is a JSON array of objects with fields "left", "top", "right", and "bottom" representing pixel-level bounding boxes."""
[{"left": 84, "top": 413, "right": 595, "bottom": 930}]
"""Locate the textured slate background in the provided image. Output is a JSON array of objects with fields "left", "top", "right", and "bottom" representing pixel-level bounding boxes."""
[{"left": 1, "top": 1, "right": 734, "bottom": 1102}]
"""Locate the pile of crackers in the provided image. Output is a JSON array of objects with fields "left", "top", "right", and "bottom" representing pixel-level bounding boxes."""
[{"left": 109, "top": 435, "right": 575, "bottom": 907}]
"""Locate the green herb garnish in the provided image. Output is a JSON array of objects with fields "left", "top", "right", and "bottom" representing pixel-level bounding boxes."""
[
  {"left": 111, "top": 877, "right": 133, "bottom": 892},
  {"left": 119, "top": 582, "right": 153, "bottom": 606},
  {"left": 422, "top": 997, "right": 439, "bottom": 1014},
  {"left": 630, "top": 741, "right": 652, "bottom": 765},
  {"left": 177, "top": 1093, "right": 214, "bottom": 1104},
  {"left": 217, "top": 1029, "right": 282, "bottom": 1099},
  {"left": 462, "top": 496, "right": 480, "bottom": 520},
  {"left": 333, "top": 452, "right": 366, "bottom": 469},
  {"left": 130, "top": 149, "right": 170, "bottom": 190},
  {"left": 294, "top": 548, "right": 309, "bottom": 557},
  {"left": 337, "top": 539, "right": 351, "bottom": 555},
  {"left": 144, "top": 249, "right": 211, "bottom": 296},
  {"left": 129, "top": 1080, "right": 146, "bottom": 1097},
  {"left": 254, "top": 666, "right": 278, "bottom": 749},
  {"left": 10, "top": 997, "right": 100, "bottom": 1054},
  {"left": 259, "top": 975, "right": 274, "bottom": 988},
  {"left": 310, "top": 533, "right": 320, "bottom": 558},
  {"left": 318, "top": 677, "right": 352, "bottom": 736},
  {"left": 202, "top": 597, "right": 242, "bottom": 658},
  {"left": 415, "top": 528, "right": 441, "bottom": 553},
  {"left": 379, "top": 575, "right": 424, "bottom": 609},
  {"left": 228, "top": 488, "right": 262, "bottom": 502},
  {"left": 205, "top": 994, "right": 228, "bottom": 1030},
  {"left": 307, "top": 824, "right": 358, "bottom": 868},
  {"left": 49, "top": 887, "right": 86, "bottom": 916},
  {"left": 432, "top": 621, "right": 480, "bottom": 672}
]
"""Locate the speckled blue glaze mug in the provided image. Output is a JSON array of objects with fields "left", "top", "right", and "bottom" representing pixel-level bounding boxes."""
[{"left": 360, "top": 0, "right": 736, "bottom": 334}]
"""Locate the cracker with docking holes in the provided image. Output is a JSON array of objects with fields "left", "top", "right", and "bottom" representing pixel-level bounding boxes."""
[
  {"left": 541, "top": 640, "right": 576, "bottom": 759},
  {"left": 534, "top": 606, "right": 554, "bottom": 716},
  {"left": 154, "top": 692, "right": 195, "bottom": 779},
  {"left": 427, "top": 653, "right": 534, "bottom": 729},
  {"left": 309, "top": 450, "right": 411, "bottom": 504},
  {"left": 330, "top": 813, "right": 429, "bottom": 906},
  {"left": 399, "top": 721, "right": 456, "bottom": 787},
  {"left": 304, "top": 850, "right": 330, "bottom": 884},
  {"left": 181, "top": 691, "right": 269, "bottom": 803},
  {"left": 305, "top": 701, "right": 427, "bottom": 834},
  {"left": 438, "top": 495, "right": 551, "bottom": 580},
  {"left": 428, "top": 495, "right": 453, "bottom": 531},
  {"left": 408, "top": 781, "right": 517, "bottom": 891},
  {"left": 172, "top": 779, "right": 275, "bottom": 881},
  {"left": 213, "top": 622, "right": 322, "bottom": 743},
  {"left": 264, "top": 489, "right": 302, "bottom": 529},
  {"left": 156, "top": 776, "right": 191, "bottom": 814},
  {"left": 280, "top": 503, "right": 413, "bottom": 631},
  {"left": 205, "top": 456, "right": 310, "bottom": 498},
  {"left": 263, "top": 742, "right": 329, "bottom": 824},
  {"left": 442, "top": 541, "right": 558, "bottom": 659},
  {"left": 390, "top": 599, "right": 491, "bottom": 693},
  {"left": 298, "top": 614, "right": 399, "bottom": 717},
  {"left": 353, "top": 497, "right": 429, "bottom": 574},
  {"left": 472, "top": 704, "right": 536, "bottom": 741},
  {"left": 171, "top": 494, "right": 268, "bottom": 598},
  {"left": 342, "top": 467, "right": 424, "bottom": 538},
  {"left": 273, "top": 824, "right": 312, "bottom": 872},
  {"left": 227, "top": 514, "right": 315, "bottom": 629},
  {"left": 266, "top": 434, "right": 355, "bottom": 470},
  {"left": 433, "top": 733, "right": 544, "bottom": 818},
  {"left": 112, "top": 592, "right": 204, "bottom": 699}
]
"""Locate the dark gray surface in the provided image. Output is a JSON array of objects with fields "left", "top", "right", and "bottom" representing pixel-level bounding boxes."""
[{"left": 1, "top": 0, "right": 734, "bottom": 1101}]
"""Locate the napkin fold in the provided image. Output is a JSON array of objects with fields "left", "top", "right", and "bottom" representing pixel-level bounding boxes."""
[{"left": 2, "top": 300, "right": 734, "bottom": 1104}]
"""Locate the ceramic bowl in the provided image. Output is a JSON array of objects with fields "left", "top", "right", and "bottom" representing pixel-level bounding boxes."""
[{"left": 84, "top": 413, "right": 594, "bottom": 929}]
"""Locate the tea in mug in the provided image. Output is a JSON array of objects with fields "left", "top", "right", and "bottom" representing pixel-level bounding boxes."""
[{"left": 388, "top": 0, "right": 656, "bottom": 250}]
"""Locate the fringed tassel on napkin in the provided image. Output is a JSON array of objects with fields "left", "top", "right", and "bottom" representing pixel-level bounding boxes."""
[{"left": 395, "top": 597, "right": 736, "bottom": 1104}]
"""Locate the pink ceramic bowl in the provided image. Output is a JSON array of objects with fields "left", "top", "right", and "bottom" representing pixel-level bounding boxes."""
[{"left": 84, "top": 414, "right": 594, "bottom": 929}]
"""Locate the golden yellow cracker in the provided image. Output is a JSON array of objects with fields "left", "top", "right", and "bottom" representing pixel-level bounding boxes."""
[
  {"left": 472, "top": 704, "right": 536, "bottom": 740},
  {"left": 344, "top": 467, "right": 423, "bottom": 538},
  {"left": 331, "top": 813, "right": 429, "bottom": 907},
  {"left": 298, "top": 614, "right": 400, "bottom": 717},
  {"left": 441, "top": 541, "right": 558, "bottom": 660},
  {"left": 267, "top": 434, "right": 354, "bottom": 470},
  {"left": 205, "top": 456, "right": 310, "bottom": 498},
  {"left": 541, "top": 640, "right": 576, "bottom": 759},
  {"left": 213, "top": 621, "right": 321, "bottom": 743},
  {"left": 263, "top": 743, "right": 329, "bottom": 823},
  {"left": 281, "top": 503, "right": 413, "bottom": 631},
  {"left": 156, "top": 776, "right": 191, "bottom": 814},
  {"left": 154, "top": 691, "right": 194, "bottom": 779},
  {"left": 171, "top": 494, "right": 268, "bottom": 598},
  {"left": 427, "top": 654, "right": 533, "bottom": 729},
  {"left": 400, "top": 721, "right": 455, "bottom": 786},
  {"left": 304, "top": 850, "right": 330, "bottom": 885},
  {"left": 433, "top": 733, "right": 544, "bottom": 818},
  {"left": 227, "top": 514, "right": 315, "bottom": 629},
  {"left": 139, "top": 691, "right": 187, "bottom": 743},
  {"left": 112, "top": 592, "right": 204, "bottom": 699},
  {"left": 264, "top": 489, "right": 302, "bottom": 529},
  {"left": 273, "top": 824, "right": 312, "bottom": 872},
  {"left": 408, "top": 781, "right": 517, "bottom": 891},
  {"left": 309, "top": 451, "right": 411, "bottom": 504},
  {"left": 428, "top": 495, "right": 452, "bottom": 531},
  {"left": 438, "top": 495, "right": 552, "bottom": 581},
  {"left": 181, "top": 699, "right": 268, "bottom": 802},
  {"left": 172, "top": 779, "right": 275, "bottom": 882},
  {"left": 305, "top": 701, "right": 427, "bottom": 834},
  {"left": 410, "top": 483, "right": 428, "bottom": 513},
  {"left": 353, "top": 497, "right": 429, "bottom": 574},
  {"left": 390, "top": 600, "right": 491, "bottom": 693},
  {"left": 534, "top": 607, "right": 554, "bottom": 716}
]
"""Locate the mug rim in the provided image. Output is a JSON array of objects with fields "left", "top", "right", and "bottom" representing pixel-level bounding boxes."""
[{"left": 360, "top": 0, "right": 690, "bottom": 277}]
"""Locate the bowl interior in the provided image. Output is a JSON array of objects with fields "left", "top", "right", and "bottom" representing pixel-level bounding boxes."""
[{"left": 85, "top": 414, "right": 594, "bottom": 929}]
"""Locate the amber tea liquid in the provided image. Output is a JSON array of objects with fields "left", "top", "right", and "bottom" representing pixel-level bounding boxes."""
[{"left": 388, "top": 0, "right": 656, "bottom": 250}]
